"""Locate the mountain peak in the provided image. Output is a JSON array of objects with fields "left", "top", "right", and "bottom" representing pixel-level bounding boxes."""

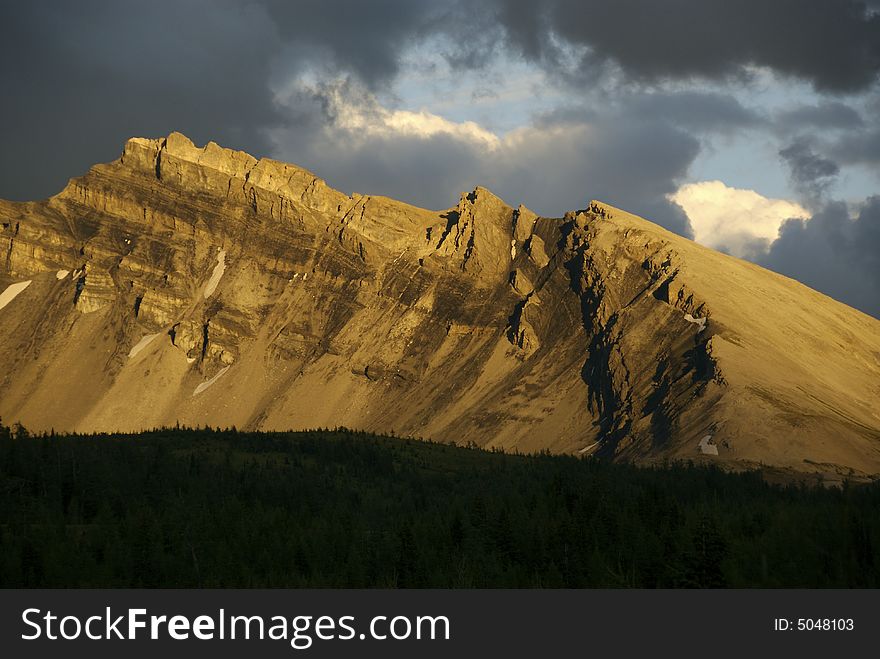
[{"left": 467, "top": 185, "right": 510, "bottom": 207}]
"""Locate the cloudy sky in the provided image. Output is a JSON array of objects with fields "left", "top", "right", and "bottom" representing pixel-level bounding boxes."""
[{"left": 2, "top": 0, "right": 879, "bottom": 317}]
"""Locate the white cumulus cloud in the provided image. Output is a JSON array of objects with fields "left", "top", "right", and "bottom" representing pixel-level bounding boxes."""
[
  {"left": 297, "top": 78, "right": 501, "bottom": 150},
  {"left": 383, "top": 110, "right": 500, "bottom": 149},
  {"left": 670, "top": 180, "right": 809, "bottom": 259}
]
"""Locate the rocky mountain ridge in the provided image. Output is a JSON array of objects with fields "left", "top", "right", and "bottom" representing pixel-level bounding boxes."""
[{"left": 2, "top": 132, "right": 879, "bottom": 479}]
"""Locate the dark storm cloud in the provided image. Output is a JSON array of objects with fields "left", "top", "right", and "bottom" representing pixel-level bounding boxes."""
[
  {"left": 779, "top": 141, "right": 840, "bottom": 205},
  {"left": 489, "top": 0, "right": 880, "bottom": 92},
  {"left": 626, "top": 92, "right": 762, "bottom": 134},
  {"left": 776, "top": 102, "right": 864, "bottom": 131},
  {"left": 3, "top": 0, "right": 878, "bottom": 203},
  {"left": 423, "top": 1, "right": 505, "bottom": 72},
  {"left": 824, "top": 93, "right": 880, "bottom": 166},
  {"left": 0, "top": 0, "right": 437, "bottom": 201},
  {"left": 761, "top": 199, "right": 880, "bottom": 318},
  {"left": 831, "top": 128, "right": 880, "bottom": 166},
  {"left": 263, "top": 0, "right": 439, "bottom": 87},
  {"left": 0, "top": 0, "right": 281, "bottom": 200}
]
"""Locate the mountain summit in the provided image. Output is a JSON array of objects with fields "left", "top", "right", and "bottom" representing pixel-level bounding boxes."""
[{"left": 1, "top": 133, "right": 878, "bottom": 479}]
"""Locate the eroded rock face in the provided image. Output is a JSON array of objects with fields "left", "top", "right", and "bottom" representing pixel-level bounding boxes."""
[{"left": 1, "top": 132, "right": 879, "bottom": 479}]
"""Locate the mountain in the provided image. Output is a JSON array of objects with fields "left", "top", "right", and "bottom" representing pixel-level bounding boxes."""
[{"left": 1, "top": 132, "right": 878, "bottom": 479}]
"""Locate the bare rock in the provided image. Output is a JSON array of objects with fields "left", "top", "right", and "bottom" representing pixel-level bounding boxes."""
[{"left": 0, "top": 132, "right": 878, "bottom": 479}]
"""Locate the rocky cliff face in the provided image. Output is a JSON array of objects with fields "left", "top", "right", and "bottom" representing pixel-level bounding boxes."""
[{"left": 2, "top": 133, "right": 879, "bottom": 479}]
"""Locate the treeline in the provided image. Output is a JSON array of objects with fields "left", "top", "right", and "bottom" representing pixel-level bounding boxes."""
[{"left": 0, "top": 422, "right": 877, "bottom": 587}]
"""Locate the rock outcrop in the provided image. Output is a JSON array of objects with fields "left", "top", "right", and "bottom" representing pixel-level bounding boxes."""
[{"left": 1, "top": 132, "right": 879, "bottom": 480}]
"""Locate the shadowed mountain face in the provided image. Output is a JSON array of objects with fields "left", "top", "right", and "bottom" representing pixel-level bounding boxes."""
[{"left": 1, "top": 133, "right": 879, "bottom": 478}]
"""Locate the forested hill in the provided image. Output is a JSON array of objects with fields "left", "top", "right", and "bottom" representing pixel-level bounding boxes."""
[{"left": 0, "top": 424, "right": 877, "bottom": 588}]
